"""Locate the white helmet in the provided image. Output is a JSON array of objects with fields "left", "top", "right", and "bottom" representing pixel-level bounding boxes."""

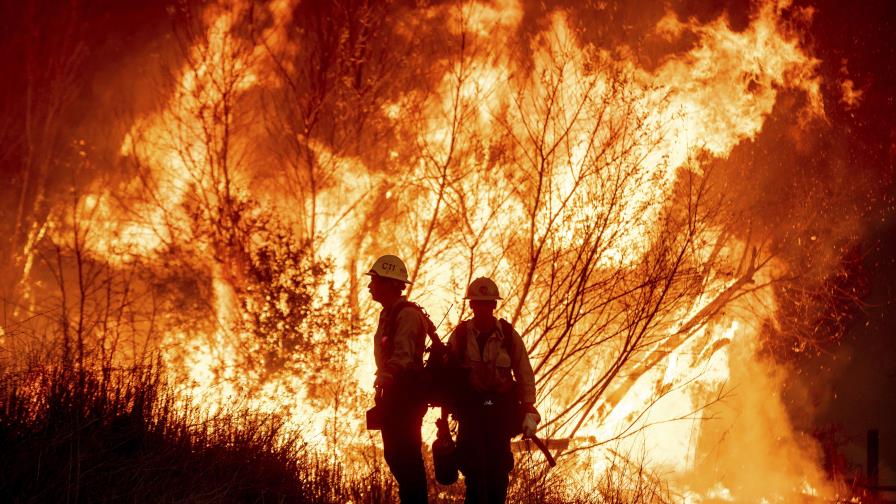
[
  {"left": 366, "top": 255, "right": 412, "bottom": 284},
  {"left": 465, "top": 277, "right": 502, "bottom": 300}
]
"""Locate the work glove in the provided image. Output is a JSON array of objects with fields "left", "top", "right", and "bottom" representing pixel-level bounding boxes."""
[{"left": 522, "top": 413, "right": 539, "bottom": 438}]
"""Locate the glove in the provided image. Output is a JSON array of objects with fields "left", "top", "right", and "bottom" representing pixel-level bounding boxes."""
[{"left": 522, "top": 412, "right": 539, "bottom": 438}]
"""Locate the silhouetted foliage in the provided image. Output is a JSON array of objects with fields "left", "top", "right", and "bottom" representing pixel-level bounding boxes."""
[{"left": 0, "top": 363, "right": 348, "bottom": 503}]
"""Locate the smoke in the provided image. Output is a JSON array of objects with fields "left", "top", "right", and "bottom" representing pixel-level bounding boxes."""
[{"left": 3, "top": 0, "right": 895, "bottom": 500}]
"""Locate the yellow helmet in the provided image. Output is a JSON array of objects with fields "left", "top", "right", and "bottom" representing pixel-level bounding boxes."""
[
  {"left": 366, "top": 255, "right": 412, "bottom": 284},
  {"left": 465, "top": 277, "right": 502, "bottom": 300}
]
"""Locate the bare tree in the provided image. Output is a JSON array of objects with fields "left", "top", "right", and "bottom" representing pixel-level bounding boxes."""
[
  {"left": 364, "top": 8, "right": 783, "bottom": 461},
  {"left": 3, "top": 166, "right": 167, "bottom": 377},
  {"left": 108, "top": 3, "right": 355, "bottom": 398},
  {"left": 259, "top": 1, "right": 399, "bottom": 248},
  {"left": 0, "top": 0, "right": 88, "bottom": 310}
]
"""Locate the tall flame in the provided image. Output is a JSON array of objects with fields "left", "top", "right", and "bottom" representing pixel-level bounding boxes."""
[{"left": 47, "top": 0, "right": 843, "bottom": 500}]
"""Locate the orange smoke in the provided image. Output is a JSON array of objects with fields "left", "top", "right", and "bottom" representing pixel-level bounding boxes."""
[{"left": 45, "top": 0, "right": 846, "bottom": 500}]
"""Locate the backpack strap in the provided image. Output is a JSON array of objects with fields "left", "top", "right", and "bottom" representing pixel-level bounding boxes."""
[
  {"left": 382, "top": 301, "right": 410, "bottom": 360},
  {"left": 498, "top": 318, "right": 515, "bottom": 356},
  {"left": 453, "top": 320, "right": 468, "bottom": 361},
  {"left": 383, "top": 301, "right": 441, "bottom": 360},
  {"left": 454, "top": 318, "right": 515, "bottom": 358}
]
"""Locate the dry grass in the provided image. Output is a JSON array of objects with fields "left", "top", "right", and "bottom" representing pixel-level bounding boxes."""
[
  {"left": 0, "top": 362, "right": 398, "bottom": 503},
  {"left": 0, "top": 360, "right": 672, "bottom": 503}
]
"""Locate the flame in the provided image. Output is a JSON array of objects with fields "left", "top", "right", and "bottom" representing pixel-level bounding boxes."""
[
  {"left": 840, "top": 79, "right": 863, "bottom": 110},
  {"left": 39, "top": 0, "right": 846, "bottom": 500}
]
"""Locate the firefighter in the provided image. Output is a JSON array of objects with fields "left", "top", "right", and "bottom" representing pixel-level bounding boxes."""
[
  {"left": 366, "top": 254, "right": 429, "bottom": 504},
  {"left": 447, "top": 277, "right": 540, "bottom": 504}
]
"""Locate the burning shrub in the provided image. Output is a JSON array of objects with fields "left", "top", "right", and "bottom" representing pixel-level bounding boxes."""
[
  {"left": 237, "top": 225, "right": 347, "bottom": 381},
  {"left": 178, "top": 186, "right": 356, "bottom": 401}
]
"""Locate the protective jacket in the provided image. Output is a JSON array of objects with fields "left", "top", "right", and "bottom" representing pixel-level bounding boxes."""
[
  {"left": 447, "top": 318, "right": 536, "bottom": 404},
  {"left": 371, "top": 296, "right": 430, "bottom": 504},
  {"left": 374, "top": 296, "right": 428, "bottom": 385}
]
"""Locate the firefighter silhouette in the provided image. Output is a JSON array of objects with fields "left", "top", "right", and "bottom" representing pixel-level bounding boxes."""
[
  {"left": 366, "top": 255, "right": 430, "bottom": 504},
  {"left": 446, "top": 277, "right": 540, "bottom": 504}
]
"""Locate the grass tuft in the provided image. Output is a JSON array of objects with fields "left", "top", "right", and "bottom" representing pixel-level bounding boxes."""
[{"left": 0, "top": 362, "right": 391, "bottom": 503}]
